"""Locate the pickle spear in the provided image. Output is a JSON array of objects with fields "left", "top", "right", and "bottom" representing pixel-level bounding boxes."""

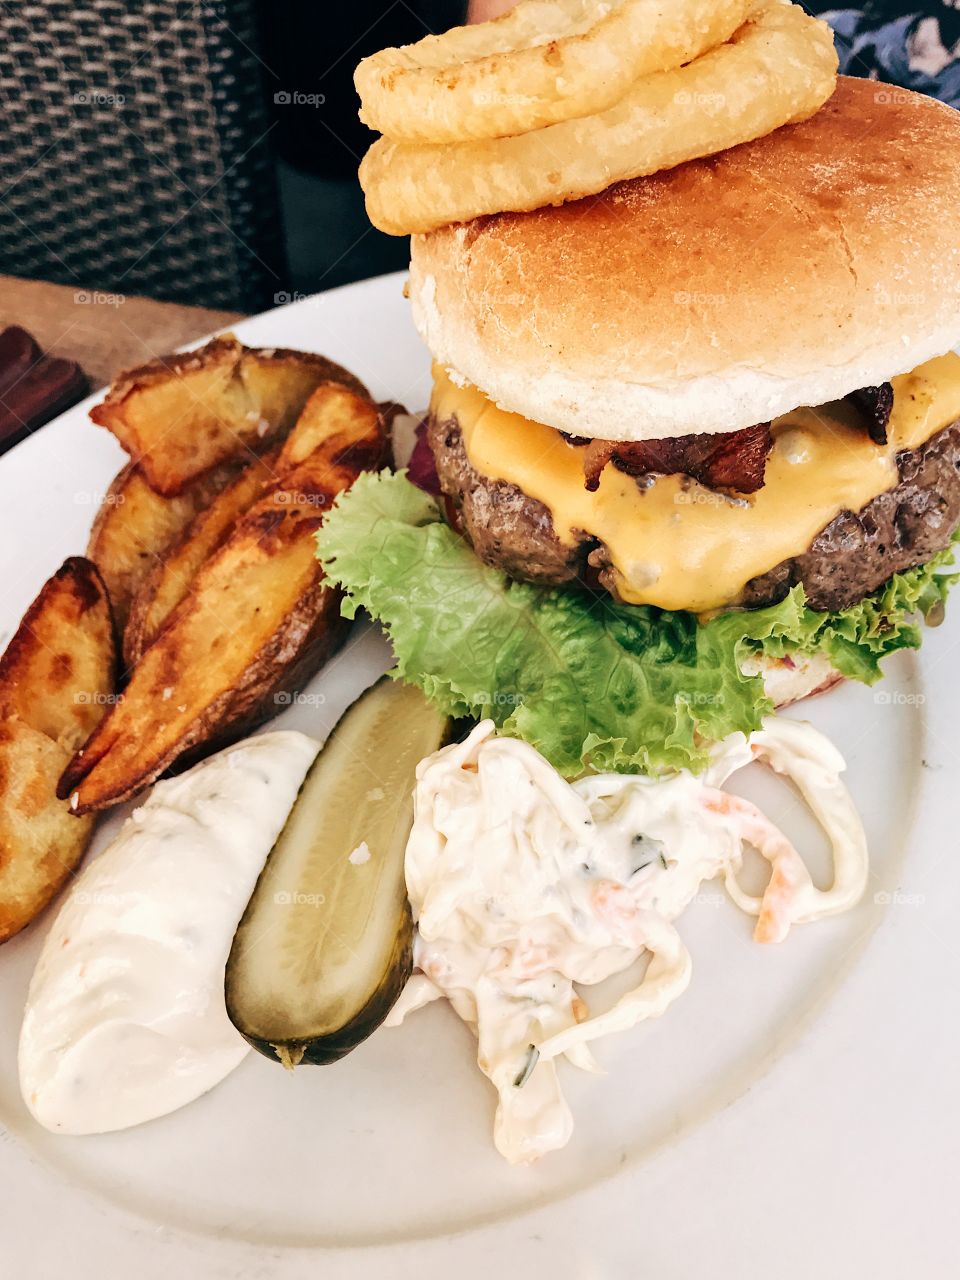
[{"left": 225, "top": 678, "right": 450, "bottom": 1066}]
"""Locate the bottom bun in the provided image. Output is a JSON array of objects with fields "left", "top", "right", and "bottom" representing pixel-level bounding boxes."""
[{"left": 741, "top": 651, "right": 844, "bottom": 709}]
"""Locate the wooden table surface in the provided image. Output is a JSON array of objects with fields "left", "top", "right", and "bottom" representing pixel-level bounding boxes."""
[{"left": 0, "top": 275, "right": 245, "bottom": 391}]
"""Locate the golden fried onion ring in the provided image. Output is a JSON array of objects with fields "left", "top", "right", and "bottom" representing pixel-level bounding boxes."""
[
  {"left": 355, "top": 0, "right": 760, "bottom": 144},
  {"left": 360, "top": 4, "right": 838, "bottom": 236}
]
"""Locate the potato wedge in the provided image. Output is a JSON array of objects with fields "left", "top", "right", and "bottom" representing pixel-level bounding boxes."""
[
  {"left": 123, "top": 448, "right": 280, "bottom": 667},
  {"left": 0, "top": 558, "right": 116, "bottom": 942},
  {"left": 0, "top": 557, "right": 117, "bottom": 753},
  {"left": 122, "top": 388, "right": 399, "bottom": 665},
  {"left": 0, "top": 721, "right": 95, "bottom": 943},
  {"left": 90, "top": 335, "right": 369, "bottom": 496},
  {"left": 87, "top": 458, "right": 243, "bottom": 636},
  {"left": 60, "top": 385, "right": 386, "bottom": 813}
]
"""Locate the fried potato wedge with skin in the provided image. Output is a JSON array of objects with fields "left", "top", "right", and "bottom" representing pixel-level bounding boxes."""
[
  {"left": 0, "top": 557, "right": 117, "bottom": 753},
  {"left": 87, "top": 458, "right": 244, "bottom": 635},
  {"left": 0, "top": 557, "right": 116, "bottom": 942},
  {"left": 63, "top": 524, "right": 342, "bottom": 811},
  {"left": 60, "top": 386, "right": 386, "bottom": 813},
  {"left": 123, "top": 388, "right": 399, "bottom": 665},
  {"left": 90, "top": 336, "right": 369, "bottom": 496},
  {"left": 123, "top": 448, "right": 281, "bottom": 667},
  {"left": 0, "top": 721, "right": 95, "bottom": 942}
]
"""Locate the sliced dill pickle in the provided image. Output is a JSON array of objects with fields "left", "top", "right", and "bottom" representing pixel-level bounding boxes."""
[{"left": 225, "top": 677, "right": 450, "bottom": 1066}]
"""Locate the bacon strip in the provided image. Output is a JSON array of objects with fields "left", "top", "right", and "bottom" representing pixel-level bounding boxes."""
[
  {"left": 581, "top": 439, "right": 616, "bottom": 490},
  {"left": 847, "top": 383, "right": 893, "bottom": 446},
  {"left": 569, "top": 422, "right": 773, "bottom": 494}
]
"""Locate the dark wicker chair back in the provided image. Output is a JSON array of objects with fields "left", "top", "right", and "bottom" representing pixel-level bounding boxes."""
[{"left": 0, "top": 0, "right": 287, "bottom": 310}]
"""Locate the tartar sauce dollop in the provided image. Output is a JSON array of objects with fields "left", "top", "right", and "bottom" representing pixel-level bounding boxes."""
[{"left": 19, "top": 730, "right": 318, "bottom": 1135}]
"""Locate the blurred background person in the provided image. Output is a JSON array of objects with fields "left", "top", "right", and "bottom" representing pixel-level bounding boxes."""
[
  {"left": 468, "top": 0, "right": 518, "bottom": 15},
  {"left": 809, "top": 1, "right": 960, "bottom": 104}
]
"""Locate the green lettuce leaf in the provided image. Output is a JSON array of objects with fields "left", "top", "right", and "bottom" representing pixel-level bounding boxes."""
[{"left": 317, "top": 471, "right": 957, "bottom": 777}]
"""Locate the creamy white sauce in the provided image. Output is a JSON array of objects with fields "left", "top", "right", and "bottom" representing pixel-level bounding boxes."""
[
  {"left": 389, "top": 717, "right": 867, "bottom": 1164},
  {"left": 19, "top": 731, "right": 318, "bottom": 1135}
]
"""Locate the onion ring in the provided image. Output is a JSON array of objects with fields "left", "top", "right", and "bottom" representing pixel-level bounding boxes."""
[
  {"left": 355, "top": 0, "right": 760, "bottom": 144},
  {"left": 360, "top": 4, "right": 838, "bottom": 236}
]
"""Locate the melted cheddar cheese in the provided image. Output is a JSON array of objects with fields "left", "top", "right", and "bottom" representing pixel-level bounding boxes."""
[{"left": 431, "top": 354, "right": 960, "bottom": 612}]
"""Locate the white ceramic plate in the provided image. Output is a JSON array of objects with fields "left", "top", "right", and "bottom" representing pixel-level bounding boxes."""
[{"left": 1, "top": 274, "right": 957, "bottom": 1278}]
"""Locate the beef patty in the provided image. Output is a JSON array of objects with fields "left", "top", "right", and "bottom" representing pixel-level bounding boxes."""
[{"left": 426, "top": 415, "right": 960, "bottom": 613}]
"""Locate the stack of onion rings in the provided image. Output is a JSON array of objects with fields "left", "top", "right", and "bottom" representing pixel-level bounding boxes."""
[
  {"left": 356, "top": 0, "right": 760, "bottom": 143},
  {"left": 355, "top": 0, "right": 838, "bottom": 235}
]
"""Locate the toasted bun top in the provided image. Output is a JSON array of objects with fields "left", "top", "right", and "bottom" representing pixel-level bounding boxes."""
[{"left": 410, "top": 78, "right": 960, "bottom": 441}]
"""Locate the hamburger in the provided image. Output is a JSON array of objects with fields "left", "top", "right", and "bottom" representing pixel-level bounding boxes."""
[{"left": 318, "top": 77, "right": 960, "bottom": 775}]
